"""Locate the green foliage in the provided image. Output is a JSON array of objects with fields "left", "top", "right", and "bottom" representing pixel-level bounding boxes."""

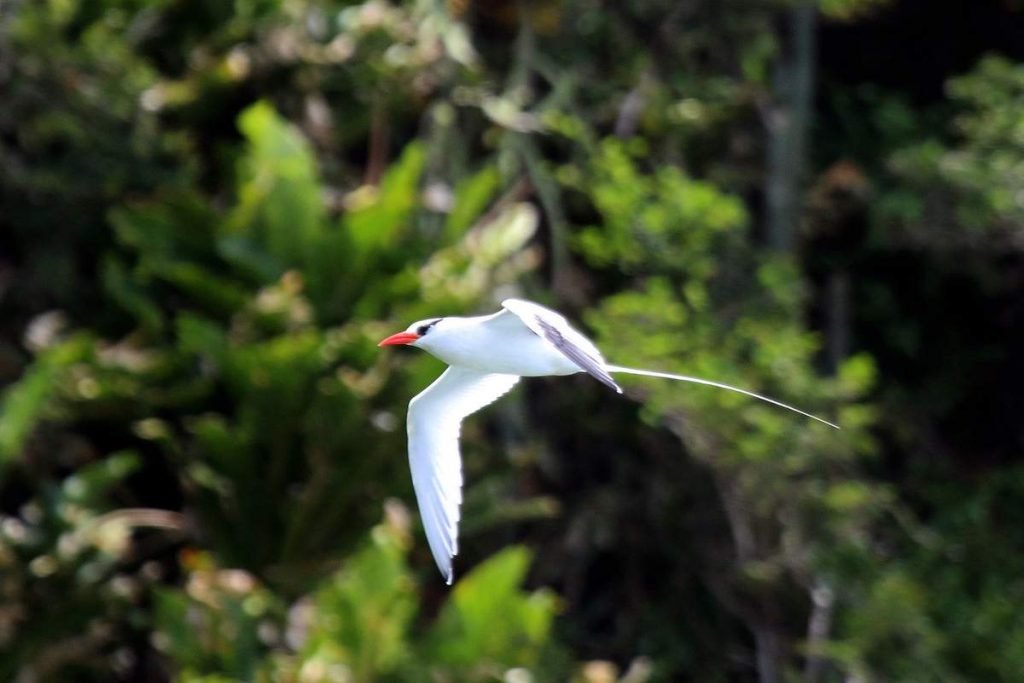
[
  {"left": 154, "top": 569, "right": 281, "bottom": 682},
  {"left": 428, "top": 547, "right": 559, "bottom": 673},
  {"left": 840, "top": 571, "right": 949, "bottom": 679},
  {"left": 232, "top": 101, "right": 329, "bottom": 275},
  {"left": 0, "top": 336, "right": 93, "bottom": 467},
  {"left": 153, "top": 516, "right": 566, "bottom": 682},
  {"left": 3, "top": 0, "right": 1023, "bottom": 681},
  {"left": 577, "top": 142, "right": 869, "bottom": 441},
  {"left": 444, "top": 166, "right": 503, "bottom": 241},
  {"left": 3, "top": 86, "right": 543, "bottom": 676},
  {"left": 0, "top": 452, "right": 155, "bottom": 681},
  {"left": 567, "top": 135, "right": 880, "bottom": 679},
  {"left": 832, "top": 465, "right": 1024, "bottom": 681},
  {"left": 574, "top": 140, "right": 747, "bottom": 276},
  {"left": 298, "top": 522, "right": 418, "bottom": 679},
  {"left": 817, "top": 0, "right": 891, "bottom": 21},
  {"left": 887, "top": 56, "right": 1024, "bottom": 236},
  {"left": 92, "top": 101, "right": 538, "bottom": 588}
]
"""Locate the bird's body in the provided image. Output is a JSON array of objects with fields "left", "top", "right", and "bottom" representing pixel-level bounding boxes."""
[
  {"left": 379, "top": 298, "right": 837, "bottom": 584},
  {"left": 412, "top": 309, "right": 584, "bottom": 377}
]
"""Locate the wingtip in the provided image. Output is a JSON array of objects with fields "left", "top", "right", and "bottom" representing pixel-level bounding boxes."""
[{"left": 602, "top": 376, "right": 624, "bottom": 394}]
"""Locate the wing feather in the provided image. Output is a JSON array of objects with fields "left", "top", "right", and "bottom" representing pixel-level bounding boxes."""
[
  {"left": 408, "top": 367, "right": 520, "bottom": 583},
  {"left": 501, "top": 298, "right": 622, "bottom": 393}
]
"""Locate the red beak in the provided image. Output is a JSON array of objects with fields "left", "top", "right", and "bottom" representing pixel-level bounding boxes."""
[{"left": 378, "top": 331, "right": 420, "bottom": 347}]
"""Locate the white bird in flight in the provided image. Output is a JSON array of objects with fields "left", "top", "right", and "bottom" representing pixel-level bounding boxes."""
[{"left": 379, "top": 298, "right": 838, "bottom": 584}]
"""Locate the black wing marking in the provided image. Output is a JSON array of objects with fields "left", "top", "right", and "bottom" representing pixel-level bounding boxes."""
[{"left": 533, "top": 316, "right": 622, "bottom": 393}]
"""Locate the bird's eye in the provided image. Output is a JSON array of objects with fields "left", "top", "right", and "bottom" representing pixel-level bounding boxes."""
[{"left": 416, "top": 318, "right": 442, "bottom": 336}]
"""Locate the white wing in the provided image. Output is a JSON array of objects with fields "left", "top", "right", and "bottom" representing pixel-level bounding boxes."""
[
  {"left": 407, "top": 366, "right": 520, "bottom": 583},
  {"left": 501, "top": 298, "right": 621, "bottom": 392}
]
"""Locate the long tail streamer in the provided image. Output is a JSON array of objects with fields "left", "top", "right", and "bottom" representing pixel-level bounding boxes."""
[{"left": 606, "top": 365, "right": 839, "bottom": 430}]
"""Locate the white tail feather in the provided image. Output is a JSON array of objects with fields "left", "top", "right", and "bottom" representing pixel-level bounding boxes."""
[{"left": 606, "top": 365, "right": 839, "bottom": 430}]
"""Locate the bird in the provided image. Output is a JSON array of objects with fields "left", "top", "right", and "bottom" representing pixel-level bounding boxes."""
[{"left": 378, "top": 298, "right": 838, "bottom": 584}]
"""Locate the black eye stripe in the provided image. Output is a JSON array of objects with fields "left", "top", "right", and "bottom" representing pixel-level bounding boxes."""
[{"left": 416, "top": 318, "right": 442, "bottom": 336}]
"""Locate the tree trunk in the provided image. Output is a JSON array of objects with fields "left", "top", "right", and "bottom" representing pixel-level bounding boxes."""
[
  {"left": 827, "top": 270, "right": 851, "bottom": 373},
  {"left": 765, "top": 2, "right": 817, "bottom": 252},
  {"left": 755, "top": 5, "right": 819, "bottom": 681},
  {"left": 803, "top": 579, "right": 835, "bottom": 683}
]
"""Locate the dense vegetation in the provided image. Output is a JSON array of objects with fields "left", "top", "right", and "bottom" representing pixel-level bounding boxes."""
[{"left": 2, "top": 0, "right": 1023, "bottom": 680}]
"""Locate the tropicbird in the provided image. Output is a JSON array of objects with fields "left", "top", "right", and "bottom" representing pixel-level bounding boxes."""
[{"left": 379, "top": 298, "right": 838, "bottom": 583}]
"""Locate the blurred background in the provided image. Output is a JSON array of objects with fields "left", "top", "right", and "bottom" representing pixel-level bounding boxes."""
[{"left": 1, "top": 0, "right": 1023, "bottom": 681}]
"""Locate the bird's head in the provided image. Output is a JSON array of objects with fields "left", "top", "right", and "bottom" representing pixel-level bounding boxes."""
[{"left": 378, "top": 317, "right": 446, "bottom": 350}]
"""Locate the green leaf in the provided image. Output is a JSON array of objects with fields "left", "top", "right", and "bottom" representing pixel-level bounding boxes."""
[
  {"left": 342, "top": 142, "right": 425, "bottom": 254},
  {"left": 303, "top": 523, "right": 417, "bottom": 679},
  {"left": 176, "top": 314, "right": 228, "bottom": 363},
  {"left": 145, "top": 260, "right": 250, "bottom": 316},
  {"left": 444, "top": 165, "right": 501, "bottom": 241},
  {"left": 109, "top": 195, "right": 218, "bottom": 263},
  {"left": 102, "top": 256, "right": 165, "bottom": 333},
  {"left": 60, "top": 451, "right": 141, "bottom": 507},
  {"left": 306, "top": 142, "right": 427, "bottom": 318},
  {"left": 230, "top": 101, "right": 327, "bottom": 274},
  {"left": 0, "top": 336, "right": 92, "bottom": 469},
  {"left": 427, "top": 547, "right": 558, "bottom": 671}
]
